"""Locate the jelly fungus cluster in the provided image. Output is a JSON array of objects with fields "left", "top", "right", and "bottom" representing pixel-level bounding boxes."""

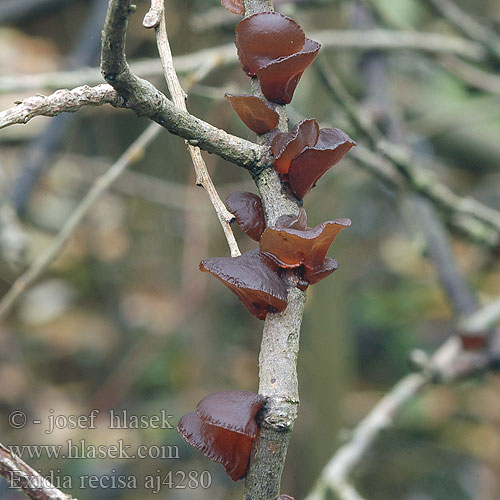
[
  {"left": 178, "top": 2, "right": 355, "bottom": 487},
  {"left": 177, "top": 391, "right": 266, "bottom": 480}
]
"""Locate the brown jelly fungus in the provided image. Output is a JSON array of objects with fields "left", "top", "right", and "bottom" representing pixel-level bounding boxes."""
[
  {"left": 226, "top": 191, "right": 266, "bottom": 241},
  {"left": 200, "top": 249, "right": 288, "bottom": 320},
  {"left": 178, "top": 391, "right": 266, "bottom": 481},
  {"left": 260, "top": 218, "right": 351, "bottom": 271},
  {"left": 289, "top": 128, "right": 356, "bottom": 199},
  {"left": 272, "top": 121, "right": 355, "bottom": 199},
  {"left": 272, "top": 119, "right": 319, "bottom": 175},
  {"left": 235, "top": 12, "right": 320, "bottom": 104},
  {"left": 225, "top": 94, "right": 279, "bottom": 135},
  {"left": 221, "top": 0, "right": 244, "bottom": 15}
]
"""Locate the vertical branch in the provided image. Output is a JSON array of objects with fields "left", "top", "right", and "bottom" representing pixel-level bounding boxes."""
[
  {"left": 241, "top": 1, "right": 307, "bottom": 499},
  {"left": 143, "top": 0, "right": 241, "bottom": 257}
]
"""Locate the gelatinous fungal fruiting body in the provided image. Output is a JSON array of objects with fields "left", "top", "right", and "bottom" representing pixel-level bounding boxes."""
[
  {"left": 200, "top": 249, "right": 287, "bottom": 320},
  {"left": 260, "top": 218, "right": 351, "bottom": 271},
  {"left": 221, "top": 0, "right": 244, "bottom": 15},
  {"left": 177, "top": 391, "right": 266, "bottom": 480},
  {"left": 225, "top": 94, "right": 279, "bottom": 135},
  {"left": 235, "top": 12, "right": 320, "bottom": 104},
  {"left": 272, "top": 119, "right": 356, "bottom": 200},
  {"left": 226, "top": 191, "right": 266, "bottom": 242}
]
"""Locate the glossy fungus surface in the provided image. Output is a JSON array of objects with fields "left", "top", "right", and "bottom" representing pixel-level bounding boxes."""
[
  {"left": 221, "top": 0, "right": 244, "bottom": 15},
  {"left": 288, "top": 128, "right": 356, "bottom": 199},
  {"left": 257, "top": 38, "right": 320, "bottom": 104},
  {"left": 200, "top": 249, "right": 288, "bottom": 320},
  {"left": 225, "top": 94, "right": 279, "bottom": 135},
  {"left": 235, "top": 13, "right": 320, "bottom": 103},
  {"left": 196, "top": 391, "right": 266, "bottom": 438},
  {"left": 178, "top": 412, "right": 253, "bottom": 481},
  {"left": 177, "top": 391, "right": 266, "bottom": 481},
  {"left": 260, "top": 219, "right": 351, "bottom": 270},
  {"left": 235, "top": 13, "right": 305, "bottom": 76},
  {"left": 303, "top": 257, "right": 338, "bottom": 286},
  {"left": 280, "top": 496, "right": 295, "bottom": 500},
  {"left": 226, "top": 191, "right": 266, "bottom": 241},
  {"left": 272, "top": 119, "right": 319, "bottom": 175}
]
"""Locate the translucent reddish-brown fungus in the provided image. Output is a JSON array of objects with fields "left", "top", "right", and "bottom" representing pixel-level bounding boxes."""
[
  {"left": 221, "top": 0, "right": 244, "bottom": 15},
  {"left": 288, "top": 128, "right": 356, "bottom": 200},
  {"left": 178, "top": 412, "right": 253, "bottom": 480},
  {"left": 225, "top": 94, "right": 279, "bottom": 135},
  {"left": 235, "top": 13, "right": 305, "bottom": 76},
  {"left": 177, "top": 391, "right": 266, "bottom": 481},
  {"left": 257, "top": 38, "right": 321, "bottom": 104},
  {"left": 280, "top": 496, "right": 295, "bottom": 500},
  {"left": 260, "top": 219, "right": 351, "bottom": 270},
  {"left": 226, "top": 191, "right": 266, "bottom": 241},
  {"left": 197, "top": 391, "right": 266, "bottom": 438},
  {"left": 303, "top": 257, "right": 338, "bottom": 286},
  {"left": 272, "top": 119, "right": 319, "bottom": 175},
  {"left": 235, "top": 13, "right": 320, "bottom": 104},
  {"left": 200, "top": 249, "right": 287, "bottom": 320}
]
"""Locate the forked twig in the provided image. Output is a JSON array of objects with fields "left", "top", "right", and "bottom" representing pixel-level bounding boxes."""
[{"left": 143, "top": 0, "right": 241, "bottom": 257}]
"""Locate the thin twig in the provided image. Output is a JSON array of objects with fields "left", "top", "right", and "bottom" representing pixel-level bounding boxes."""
[
  {"left": 0, "top": 442, "right": 75, "bottom": 500},
  {"left": 423, "top": 0, "right": 500, "bottom": 61},
  {"left": 0, "top": 84, "right": 121, "bottom": 129},
  {"left": 304, "top": 297, "right": 500, "bottom": 500},
  {"left": 0, "top": 30, "right": 485, "bottom": 95},
  {"left": 0, "top": 123, "right": 161, "bottom": 322},
  {"left": 439, "top": 55, "right": 500, "bottom": 95},
  {"left": 144, "top": 0, "right": 240, "bottom": 257},
  {"left": 315, "top": 58, "right": 500, "bottom": 252}
]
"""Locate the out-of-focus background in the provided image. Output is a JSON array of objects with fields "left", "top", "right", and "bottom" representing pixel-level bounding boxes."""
[{"left": 1, "top": 0, "right": 500, "bottom": 498}]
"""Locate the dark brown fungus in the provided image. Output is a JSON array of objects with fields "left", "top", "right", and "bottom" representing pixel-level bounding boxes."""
[
  {"left": 225, "top": 94, "right": 279, "bottom": 135},
  {"left": 226, "top": 191, "right": 266, "bottom": 241},
  {"left": 288, "top": 128, "right": 356, "bottom": 200},
  {"left": 221, "top": 0, "right": 244, "bottom": 15},
  {"left": 177, "top": 391, "right": 266, "bottom": 481},
  {"left": 235, "top": 13, "right": 320, "bottom": 104},
  {"left": 178, "top": 412, "right": 252, "bottom": 480},
  {"left": 260, "top": 218, "right": 351, "bottom": 270},
  {"left": 235, "top": 13, "right": 305, "bottom": 76},
  {"left": 303, "top": 257, "right": 338, "bottom": 286},
  {"left": 196, "top": 391, "right": 266, "bottom": 438},
  {"left": 272, "top": 119, "right": 319, "bottom": 175},
  {"left": 200, "top": 249, "right": 288, "bottom": 320},
  {"left": 257, "top": 38, "right": 321, "bottom": 104},
  {"left": 280, "top": 496, "right": 295, "bottom": 500}
]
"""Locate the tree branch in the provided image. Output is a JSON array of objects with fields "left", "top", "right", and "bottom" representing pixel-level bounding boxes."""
[
  {"left": 304, "top": 297, "right": 500, "bottom": 500},
  {"left": 0, "top": 30, "right": 485, "bottom": 95},
  {"left": 0, "top": 442, "right": 75, "bottom": 500},
  {"left": 144, "top": 0, "right": 240, "bottom": 257},
  {"left": 0, "top": 84, "right": 121, "bottom": 129},
  {"left": 316, "top": 59, "right": 500, "bottom": 253},
  {"left": 0, "top": 123, "right": 162, "bottom": 322}
]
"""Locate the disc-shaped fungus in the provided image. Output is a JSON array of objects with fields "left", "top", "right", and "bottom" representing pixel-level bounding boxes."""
[
  {"left": 260, "top": 218, "right": 351, "bottom": 271},
  {"left": 226, "top": 191, "right": 266, "bottom": 241},
  {"left": 271, "top": 119, "right": 319, "bottom": 175},
  {"left": 200, "top": 249, "right": 288, "bottom": 320},
  {"left": 235, "top": 12, "right": 320, "bottom": 104},
  {"left": 221, "top": 0, "right": 244, "bottom": 15},
  {"left": 225, "top": 94, "right": 279, "bottom": 135},
  {"left": 288, "top": 128, "right": 356, "bottom": 200},
  {"left": 299, "top": 257, "right": 339, "bottom": 290},
  {"left": 178, "top": 391, "right": 266, "bottom": 481}
]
